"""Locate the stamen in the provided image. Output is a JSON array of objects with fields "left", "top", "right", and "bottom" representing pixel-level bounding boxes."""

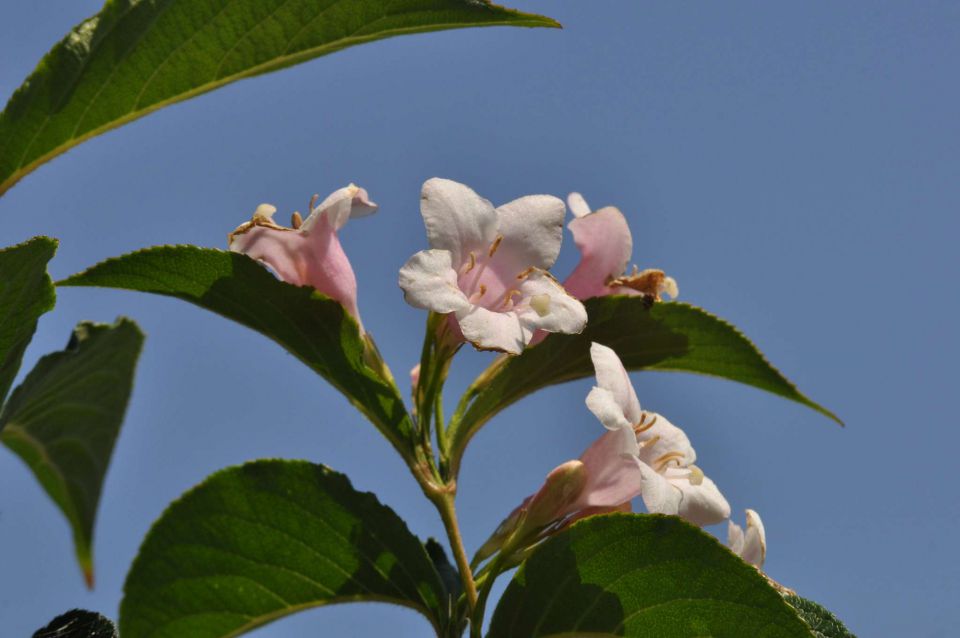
[
  {"left": 500, "top": 289, "right": 521, "bottom": 308},
  {"left": 463, "top": 252, "right": 477, "bottom": 274},
  {"left": 478, "top": 284, "right": 487, "bottom": 298},
  {"left": 639, "top": 434, "right": 661, "bottom": 449},
  {"left": 516, "top": 266, "right": 535, "bottom": 280},
  {"left": 634, "top": 413, "right": 658, "bottom": 434},
  {"left": 488, "top": 235, "right": 504, "bottom": 257},
  {"left": 654, "top": 451, "right": 685, "bottom": 471},
  {"left": 291, "top": 211, "right": 303, "bottom": 229},
  {"left": 309, "top": 194, "right": 319, "bottom": 211}
]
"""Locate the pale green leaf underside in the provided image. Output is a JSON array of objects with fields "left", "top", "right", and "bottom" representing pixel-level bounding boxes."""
[
  {"left": 489, "top": 514, "right": 814, "bottom": 638},
  {"left": 58, "top": 245, "right": 415, "bottom": 455},
  {"left": 120, "top": 460, "right": 449, "bottom": 637},
  {"left": 1, "top": 319, "right": 144, "bottom": 585},
  {"left": 0, "top": 0, "right": 559, "bottom": 196},
  {"left": 785, "top": 595, "right": 857, "bottom": 638},
  {"left": 451, "top": 297, "right": 839, "bottom": 471},
  {"left": 0, "top": 237, "right": 57, "bottom": 407}
]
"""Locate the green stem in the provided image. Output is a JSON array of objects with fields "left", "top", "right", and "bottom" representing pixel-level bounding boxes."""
[{"left": 433, "top": 492, "right": 479, "bottom": 615}]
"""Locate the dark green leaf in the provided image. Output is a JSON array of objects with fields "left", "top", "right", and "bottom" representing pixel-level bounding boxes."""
[
  {"left": 785, "top": 595, "right": 857, "bottom": 638},
  {"left": 450, "top": 298, "right": 839, "bottom": 474},
  {"left": 489, "top": 513, "right": 814, "bottom": 638},
  {"left": 0, "top": 237, "right": 57, "bottom": 408},
  {"left": 1, "top": 319, "right": 144, "bottom": 586},
  {"left": 58, "top": 245, "right": 415, "bottom": 454},
  {"left": 0, "top": 0, "right": 559, "bottom": 196},
  {"left": 120, "top": 460, "right": 449, "bottom": 637},
  {"left": 33, "top": 609, "right": 117, "bottom": 638}
]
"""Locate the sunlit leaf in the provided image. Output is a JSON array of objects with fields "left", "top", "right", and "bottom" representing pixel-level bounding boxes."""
[
  {"left": 489, "top": 513, "right": 814, "bottom": 638},
  {"left": 59, "top": 245, "right": 415, "bottom": 455},
  {"left": 120, "top": 460, "right": 449, "bottom": 637},
  {"left": 0, "top": 0, "right": 559, "bottom": 196},
  {"left": 1, "top": 319, "right": 144, "bottom": 586},
  {"left": 449, "top": 297, "right": 838, "bottom": 475}
]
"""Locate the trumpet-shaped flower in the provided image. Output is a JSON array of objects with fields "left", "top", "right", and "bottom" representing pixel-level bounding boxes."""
[
  {"left": 488, "top": 343, "right": 730, "bottom": 549},
  {"left": 728, "top": 509, "right": 766, "bottom": 568},
  {"left": 580, "top": 342, "right": 729, "bottom": 526},
  {"left": 563, "top": 193, "right": 678, "bottom": 301},
  {"left": 229, "top": 185, "right": 376, "bottom": 328},
  {"left": 399, "top": 178, "right": 587, "bottom": 354}
]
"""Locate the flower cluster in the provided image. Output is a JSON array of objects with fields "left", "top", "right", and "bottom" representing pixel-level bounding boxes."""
[{"left": 230, "top": 177, "right": 765, "bottom": 571}]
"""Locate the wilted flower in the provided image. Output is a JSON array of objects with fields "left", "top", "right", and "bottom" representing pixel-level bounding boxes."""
[
  {"left": 728, "top": 509, "right": 766, "bottom": 568},
  {"left": 399, "top": 178, "right": 587, "bottom": 354},
  {"left": 563, "top": 192, "right": 678, "bottom": 301},
  {"left": 229, "top": 184, "right": 376, "bottom": 329}
]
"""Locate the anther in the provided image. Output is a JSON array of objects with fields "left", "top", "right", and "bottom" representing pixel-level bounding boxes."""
[
  {"left": 291, "top": 211, "right": 303, "bottom": 229},
  {"left": 517, "top": 266, "right": 535, "bottom": 280},
  {"left": 488, "top": 235, "right": 504, "bottom": 257},
  {"left": 634, "top": 413, "right": 658, "bottom": 434},
  {"left": 464, "top": 252, "right": 477, "bottom": 274}
]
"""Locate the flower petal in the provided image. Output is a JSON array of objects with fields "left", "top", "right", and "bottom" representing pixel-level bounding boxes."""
[
  {"left": 740, "top": 509, "right": 767, "bottom": 567},
  {"left": 634, "top": 411, "right": 696, "bottom": 468},
  {"left": 420, "top": 178, "right": 497, "bottom": 266},
  {"left": 589, "top": 342, "right": 642, "bottom": 425},
  {"left": 491, "top": 194, "right": 566, "bottom": 273},
  {"left": 302, "top": 184, "right": 378, "bottom": 232},
  {"left": 563, "top": 207, "right": 633, "bottom": 300},
  {"left": 230, "top": 210, "right": 362, "bottom": 322},
  {"left": 567, "top": 192, "right": 591, "bottom": 218},
  {"left": 399, "top": 249, "right": 471, "bottom": 314},
  {"left": 636, "top": 461, "right": 684, "bottom": 516},
  {"left": 586, "top": 387, "right": 634, "bottom": 431},
  {"left": 515, "top": 270, "right": 587, "bottom": 336},
  {"left": 574, "top": 428, "right": 644, "bottom": 511},
  {"left": 456, "top": 305, "right": 530, "bottom": 354},
  {"left": 663, "top": 467, "right": 731, "bottom": 526}
]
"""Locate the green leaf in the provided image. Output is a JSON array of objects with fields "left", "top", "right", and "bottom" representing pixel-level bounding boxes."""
[
  {"left": 0, "top": 237, "right": 57, "bottom": 408},
  {"left": 785, "top": 595, "right": 857, "bottom": 638},
  {"left": 58, "top": 245, "right": 415, "bottom": 455},
  {"left": 0, "top": 0, "right": 559, "bottom": 196},
  {"left": 489, "top": 513, "right": 814, "bottom": 638},
  {"left": 1, "top": 319, "right": 144, "bottom": 586},
  {"left": 33, "top": 609, "right": 118, "bottom": 638},
  {"left": 120, "top": 459, "right": 449, "bottom": 637},
  {"left": 449, "top": 298, "right": 838, "bottom": 475}
]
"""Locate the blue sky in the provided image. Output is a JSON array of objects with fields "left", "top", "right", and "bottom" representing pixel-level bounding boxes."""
[{"left": 2, "top": 2, "right": 958, "bottom": 636}]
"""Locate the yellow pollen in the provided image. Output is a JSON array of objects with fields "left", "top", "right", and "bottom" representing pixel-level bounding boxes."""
[
  {"left": 517, "top": 266, "right": 535, "bottom": 280},
  {"left": 291, "top": 211, "right": 303, "bottom": 229},
  {"left": 489, "top": 235, "right": 504, "bottom": 257},
  {"left": 478, "top": 284, "right": 487, "bottom": 297}
]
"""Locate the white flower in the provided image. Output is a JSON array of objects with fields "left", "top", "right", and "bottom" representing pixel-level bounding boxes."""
[
  {"left": 584, "top": 342, "right": 730, "bottom": 526},
  {"left": 728, "top": 509, "right": 766, "bottom": 567},
  {"left": 399, "top": 178, "right": 587, "bottom": 354}
]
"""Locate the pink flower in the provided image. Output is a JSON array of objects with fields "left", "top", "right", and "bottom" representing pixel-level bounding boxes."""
[
  {"left": 399, "top": 179, "right": 587, "bottom": 354},
  {"left": 228, "top": 185, "right": 376, "bottom": 329},
  {"left": 563, "top": 192, "right": 678, "bottom": 301},
  {"left": 501, "top": 343, "right": 729, "bottom": 537}
]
